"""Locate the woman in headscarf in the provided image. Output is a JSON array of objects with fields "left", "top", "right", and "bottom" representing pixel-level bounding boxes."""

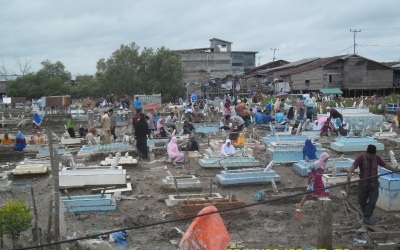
[
  {"left": 33, "top": 112, "right": 42, "bottom": 130},
  {"left": 167, "top": 136, "right": 184, "bottom": 165},
  {"left": 298, "top": 152, "right": 330, "bottom": 209},
  {"left": 302, "top": 139, "right": 317, "bottom": 160},
  {"left": 134, "top": 113, "right": 149, "bottom": 160},
  {"left": 223, "top": 99, "right": 231, "bottom": 115},
  {"left": 155, "top": 118, "right": 164, "bottom": 136},
  {"left": 15, "top": 132, "right": 26, "bottom": 151},
  {"left": 220, "top": 139, "right": 236, "bottom": 157}
]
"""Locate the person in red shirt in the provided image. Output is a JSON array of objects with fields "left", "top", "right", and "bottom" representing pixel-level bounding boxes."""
[{"left": 347, "top": 144, "right": 398, "bottom": 225}]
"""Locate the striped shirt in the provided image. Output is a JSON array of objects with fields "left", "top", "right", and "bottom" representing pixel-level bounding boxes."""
[{"left": 353, "top": 154, "right": 385, "bottom": 188}]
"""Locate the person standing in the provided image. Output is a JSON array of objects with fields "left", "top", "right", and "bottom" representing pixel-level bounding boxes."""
[
  {"left": 101, "top": 110, "right": 111, "bottom": 142},
  {"left": 304, "top": 94, "right": 315, "bottom": 120},
  {"left": 134, "top": 97, "right": 142, "bottom": 113},
  {"left": 134, "top": 113, "right": 149, "bottom": 160},
  {"left": 347, "top": 145, "right": 399, "bottom": 225},
  {"left": 66, "top": 114, "right": 76, "bottom": 138},
  {"left": 109, "top": 109, "right": 117, "bottom": 141}
]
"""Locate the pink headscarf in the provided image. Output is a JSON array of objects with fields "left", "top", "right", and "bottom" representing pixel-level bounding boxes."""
[
  {"left": 314, "top": 152, "right": 330, "bottom": 170},
  {"left": 167, "top": 137, "right": 179, "bottom": 157},
  {"left": 156, "top": 119, "right": 163, "bottom": 133}
]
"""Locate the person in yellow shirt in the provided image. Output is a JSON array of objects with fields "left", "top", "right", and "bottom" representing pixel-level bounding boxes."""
[{"left": 1, "top": 133, "right": 13, "bottom": 144}]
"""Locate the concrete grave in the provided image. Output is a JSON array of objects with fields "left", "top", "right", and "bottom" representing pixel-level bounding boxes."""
[
  {"left": 12, "top": 164, "right": 48, "bottom": 175},
  {"left": 165, "top": 193, "right": 223, "bottom": 207},
  {"left": 198, "top": 156, "right": 261, "bottom": 168},
  {"left": 267, "top": 142, "right": 324, "bottom": 163},
  {"left": 330, "top": 137, "right": 384, "bottom": 152},
  {"left": 59, "top": 166, "right": 127, "bottom": 188},
  {"left": 293, "top": 157, "right": 354, "bottom": 177},
  {"left": 377, "top": 168, "right": 400, "bottom": 212},
  {"left": 216, "top": 161, "right": 281, "bottom": 186},
  {"left": 62, "top": 194, "right": 116, "bottom": 212},
  {"left": 322, "top": 172, "right": 359, "bottom": 185},
  {"left": 76, "top": 142, "right": 133, "bottom": 159},
  {"left": 162, "top": 175, "right": 202, "bottom": 191},
  {"left": 100, "top": 152, "right": 138, "bottom": 166}
]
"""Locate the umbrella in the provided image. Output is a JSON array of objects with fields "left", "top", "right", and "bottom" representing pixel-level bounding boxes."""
[
  {"left": 318, "top": 116, "right": 328, "bottom": 124},
  {"left": 143, "top": 103, "right": 162, "bottom": 110},
  {"left": 274, "top": 92, "right": 289, "bottom": 98}
]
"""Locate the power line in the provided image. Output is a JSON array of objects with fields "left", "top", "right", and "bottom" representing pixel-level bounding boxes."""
[
  {"left": 358, "top": 44, "right": 400, "bottom": 47},
  {"left": 17, "top": 168, "right": 400, "bottom": 250},
  {"left": 350, "top": 29, "right": 361, "bottom": 54}
]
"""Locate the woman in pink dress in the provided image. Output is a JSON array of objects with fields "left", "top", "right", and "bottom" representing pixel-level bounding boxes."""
[
  {"left": 167, "top": 137, "right": 185, "bottom": 165},
  {"left": 298, "top": 152, "right": 330, "bottom": 209}
]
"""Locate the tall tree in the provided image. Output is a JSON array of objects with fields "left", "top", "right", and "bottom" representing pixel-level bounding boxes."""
[{"left": 96, "top": 43, "right": 184, "bottom": 101}]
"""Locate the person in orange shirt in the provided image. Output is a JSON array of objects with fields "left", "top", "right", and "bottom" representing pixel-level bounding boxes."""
[{"left": 1, "top": 133, "right": 13, "bottom": 144}]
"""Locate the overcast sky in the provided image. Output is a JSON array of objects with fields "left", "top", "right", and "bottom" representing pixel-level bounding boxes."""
[{"left": 1, "top": 0, "right": 399, "bottom": 77}]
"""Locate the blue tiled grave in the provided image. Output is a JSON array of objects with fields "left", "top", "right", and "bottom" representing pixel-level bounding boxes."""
[
  {"left": 377, "top": 168, "right": 400, "bottom": 212},
  {"left": 267, "top": 142, "right": 324, "bottom": 163},
  {"left": 216, "top": 161, "right": 281, "bottom": 186},
  {"left": 329, "top": 137, "right": 384, "bottom": 152},
  {"left": 293, "top": 158, "right": 354, "bottom": 177}
]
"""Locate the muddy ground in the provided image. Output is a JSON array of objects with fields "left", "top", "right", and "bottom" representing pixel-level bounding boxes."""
[{"left": 1, "top": 121, "right": 400, "bottom": 250}]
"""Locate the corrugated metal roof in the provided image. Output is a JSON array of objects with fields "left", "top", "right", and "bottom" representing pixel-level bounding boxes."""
[
  {"left": 320, "top": 88, "right": 343, "bottom": 94},
  {"left": 209, "top": 38, "right": 232, "bottom": 44},
  {"left": 280, "top": 55, "right": 347, "bottom": 76},
  {"left": 259, "top": 57, "right": 320, "bottom": 73}
]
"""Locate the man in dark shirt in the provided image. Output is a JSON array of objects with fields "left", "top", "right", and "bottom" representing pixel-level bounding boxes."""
[
  {"left": 347, "top": 144, "right": 398, "bottom": 225},
  {"left": 328, "top": 107, "right": 343, "bottom": 123}
]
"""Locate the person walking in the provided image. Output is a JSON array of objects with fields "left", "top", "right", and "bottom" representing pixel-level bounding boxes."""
[
  {"left": 298, "top": 152, "right": 330, "bottom": 209},
  {"left": 134, "top": 113, "right": 149, "bottom": 160},
  {"left": 101, "top": 110, "right": 111, "bottom": 142},
  {"left": 66, "top": 114, "right": 76, "bottom": 138},
  {"left": 347, "top": 144, "right": 399, "bottom": 225},
  {"left": 109, "top": 109, "right": 117, "bottom": 141}
]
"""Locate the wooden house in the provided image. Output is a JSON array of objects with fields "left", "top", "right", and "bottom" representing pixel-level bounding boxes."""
[{"left": 279, "top": 54, "right": 394, "bottom": 96}]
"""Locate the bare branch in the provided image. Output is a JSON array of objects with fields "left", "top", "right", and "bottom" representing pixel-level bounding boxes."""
[
  {"left": 0, "top": 59, "right": 10, "bottom": 81},
  {"left": 14, "top": 55, "right": 32, "bottom": 76}
]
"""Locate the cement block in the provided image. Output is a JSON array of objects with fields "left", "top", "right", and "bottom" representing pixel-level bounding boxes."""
[
  {"left": 61, "top": 137, "right": 84, "bottom": 145},
  {"left": 100, "top": 156, "right": 138, "bottom": 166},
  {"left": 263, "top": 135, "right": 308, "bottom": 145}
]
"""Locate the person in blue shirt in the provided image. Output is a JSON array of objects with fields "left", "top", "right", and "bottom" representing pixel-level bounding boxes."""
[
  {"left": 275, "top": 110, "right": 285, "bottom": 123},
  {"left": 263, "top": 111, "right": 272, "bottom": 124},
  {"left": 134, "top": 97, "right": 142, "bottom": 112},
  {"left": 255, "top": 110, "right": 264, "bottom": 124}
]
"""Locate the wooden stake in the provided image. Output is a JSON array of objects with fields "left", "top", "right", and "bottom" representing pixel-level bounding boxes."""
[
  {"left": 47, "top": 197, "right": 53, "bottom": 240},
  {"left": 209, "top": 179, "right": 212, "bottom": 197},
  {"left": 317, "top": 198, "right": 332, "bottom": 250},
  {"left": 30, "top": 187, "right": 39, "bottom": 243},
  {"left": 48, "top": 129, "right": 61, "bottom": 250}
]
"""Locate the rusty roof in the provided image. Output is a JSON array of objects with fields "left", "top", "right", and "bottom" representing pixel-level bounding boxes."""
[{"left": 280, "top": 55, "right": 347, "bottom": 76}]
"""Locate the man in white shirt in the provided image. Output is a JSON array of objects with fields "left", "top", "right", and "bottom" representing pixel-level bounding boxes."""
[{"left": 220, "top": 139, "right": 236, "bottom": 157}]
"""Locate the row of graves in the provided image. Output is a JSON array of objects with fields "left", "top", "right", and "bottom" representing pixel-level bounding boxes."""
[{"left": 1, "top": 97, "right": 400, "bottom": 247}]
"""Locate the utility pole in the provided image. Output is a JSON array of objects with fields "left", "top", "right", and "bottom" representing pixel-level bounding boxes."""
[
  {"left": 257, "top": 56, "right": 262, "bottom": 66},
  {"left": 271, "top": 48, "right": 279, "bottom": 62},
  {"left": 350, "top": 29, "right": 361, "bottom": 54}
]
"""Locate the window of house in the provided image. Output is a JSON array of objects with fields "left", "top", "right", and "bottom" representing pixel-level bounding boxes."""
[
  {"left": 329, "top": 75, "right": 333, "bottom": 83},
  {"left": 305, "top": 80, "right": 310, "bottom": 86}
]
